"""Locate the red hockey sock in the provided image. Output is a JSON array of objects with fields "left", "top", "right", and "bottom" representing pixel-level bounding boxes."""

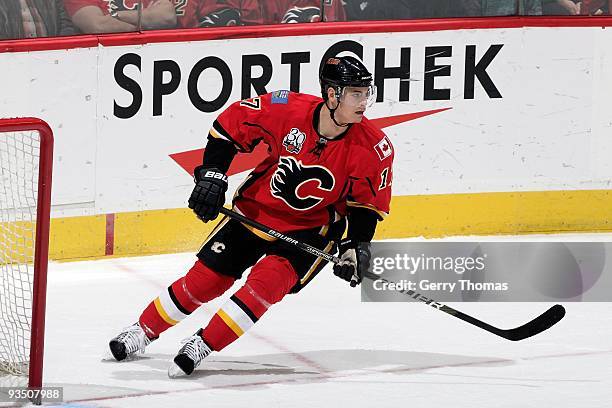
[
  {"left": 201, "top": 255, "right": 298, "bottom": 351},
  {"left": 139, "top": 260, "right": 235, "bottom": 338}
]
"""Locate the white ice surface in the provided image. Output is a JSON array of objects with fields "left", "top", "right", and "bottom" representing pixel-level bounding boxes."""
[{"left": 3, "top": 233, "right": 612, "bottom": 407}]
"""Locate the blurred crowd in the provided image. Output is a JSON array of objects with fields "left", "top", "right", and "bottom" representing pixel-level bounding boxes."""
[{"left": 1, "top": 0, "right": 610, "bottom": 40}]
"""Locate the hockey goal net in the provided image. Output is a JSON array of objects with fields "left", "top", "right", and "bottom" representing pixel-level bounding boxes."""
[{"left": 0, "top": 118, "right": 53, "bottom": 390}]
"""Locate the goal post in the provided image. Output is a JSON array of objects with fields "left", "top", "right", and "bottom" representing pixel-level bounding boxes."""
[{"left": 0, "top": 117, "right": 53, "bottom": 392}]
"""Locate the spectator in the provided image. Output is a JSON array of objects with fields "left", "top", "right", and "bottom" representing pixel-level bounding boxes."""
[
  {"left": 577, "top": 0, "right": 608, "bottom": 14},
  {"left": 176, "top": 0, "right": 221, "bottom": 28},
  {"left": 542, "top": 0, "right": 581, "bottom": 14},
  {"left": 279, "top": 0, "right": 346, "bottom": 23},
  {"left": 0, "top": 0, "right": 75, "bottom": 40},
  {"left": 198, "top": 0, "right": 344, "bottom": 27},
  {"left": 198, "top": 0, "right": 264, "bottom": 26},
  {"left": 343, "top": 0, "right": 479, "bottom": 21},
  {"left": 343, "top": 0, "right": 412, "bottom": 20},
  {"left": 411, "top": 0, "right": 481, "bottom": 18},
  {"left": 64, "top": 0, "right": 176, "bottom": 34},
  {"left": 479, "top": 0, "right": 542, "bottom": 15}
]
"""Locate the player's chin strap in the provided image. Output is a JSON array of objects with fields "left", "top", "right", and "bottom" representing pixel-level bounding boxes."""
[
  {"left": 311, "top": 96, "right": 348, "bottom": 157},
  {"left": 326, "top": 98, "right": 349, "bottom": 128}
]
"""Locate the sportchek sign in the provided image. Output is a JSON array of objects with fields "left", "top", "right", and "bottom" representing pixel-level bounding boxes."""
[{"left": 111, "top": 41, "right": 503, "bottom": 118}]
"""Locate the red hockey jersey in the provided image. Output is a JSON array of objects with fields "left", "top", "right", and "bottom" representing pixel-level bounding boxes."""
[
  {"left": 210, "top": 91, "right": 394, "bottom": 233},
  {"left": 176, "top": 0, "right": 222, "bottom": 28},
  {"left": 64, "top": 0, "right": 156, "bottom": 17},
  {"left": 202, "top": 0, "right": 345, "bottom": 25}
]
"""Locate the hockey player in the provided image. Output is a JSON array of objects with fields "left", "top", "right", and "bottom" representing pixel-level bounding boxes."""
[{"left": 108, "top": 56, "right": 394, "bottom": 376}]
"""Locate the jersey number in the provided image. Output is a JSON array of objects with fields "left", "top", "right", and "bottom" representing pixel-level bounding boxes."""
[
  {"left": 174, "top": 0, "right": 187, "bottom": 16},
  {"left": 240, "top": 97, "right": 261, "bottom": 110},
  {"left": 379, "top": 167, "right": 391, "bottom": 190}
]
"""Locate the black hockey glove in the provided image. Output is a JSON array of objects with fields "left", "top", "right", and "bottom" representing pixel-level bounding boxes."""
[
  {"left": 188, "top": 166, "right": 228, "bottom": 222},
  {"left": 333, "top": 239, "right": 371, "bottom": 287},
  {"left": 281, "top": 6, "right": 321, "bottom": 23}
]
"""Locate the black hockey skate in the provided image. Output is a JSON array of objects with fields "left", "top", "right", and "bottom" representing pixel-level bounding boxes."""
[
  {"left": 109, "top": 323, "right": 155, "bottom": 361},
  {"left": 168, "top": 329, "right": 212, "bottom": 377}
]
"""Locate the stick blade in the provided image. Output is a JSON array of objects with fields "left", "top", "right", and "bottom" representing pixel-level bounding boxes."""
[{"left": 501, "top": 304, "right": 566, "bottom": 341}]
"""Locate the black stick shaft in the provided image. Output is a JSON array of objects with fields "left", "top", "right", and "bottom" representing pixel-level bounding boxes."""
[
  {"left": 218, "top": 207, "right": 565, "bottom": 341},
  {"left": 219, "top": 207, "right": 341, "bottom": 264}
]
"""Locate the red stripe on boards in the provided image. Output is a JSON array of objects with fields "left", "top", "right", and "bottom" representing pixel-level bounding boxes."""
[{"left": 105, "top": 213, "right": 115, "bottom": 256}]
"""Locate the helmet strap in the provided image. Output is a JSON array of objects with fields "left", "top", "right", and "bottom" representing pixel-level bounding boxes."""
[
  {"left": 330, "top": 104, "right": 349, "bottom": 128},
  {"left": 325, "top": 87, "right": 349, "bottom": 128}
]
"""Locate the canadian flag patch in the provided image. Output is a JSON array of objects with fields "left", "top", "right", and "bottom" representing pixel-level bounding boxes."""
[{"left": 374, "top": 136, "right": 393, "bottom": 161}]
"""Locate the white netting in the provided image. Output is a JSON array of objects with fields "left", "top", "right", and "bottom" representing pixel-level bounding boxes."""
[{"left": 0, "top": 130, "right": 40, "bottom": 376}]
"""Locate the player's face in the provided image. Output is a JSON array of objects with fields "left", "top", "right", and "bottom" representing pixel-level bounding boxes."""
[{"left": 336, "top": 86, "right": 376, "bottom": 123}]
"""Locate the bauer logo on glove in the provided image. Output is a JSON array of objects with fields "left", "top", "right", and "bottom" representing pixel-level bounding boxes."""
[{"left": 203, "top": 170, "right": 228, "bottom": 182}]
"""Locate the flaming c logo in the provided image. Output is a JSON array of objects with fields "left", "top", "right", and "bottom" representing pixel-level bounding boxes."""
[{"left": 270, "top": 156, "right": 335, "bottom": 211}]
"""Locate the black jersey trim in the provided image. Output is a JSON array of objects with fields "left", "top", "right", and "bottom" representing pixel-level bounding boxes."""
[
  {"left": 243, "top": 122, "right": 275, "bottom": 141},
  {"left": 212, "top": 120, "right": 249, "bottom": 152},
  {"left": 365, "top": 176, "right": 377, "bottom": 197}
]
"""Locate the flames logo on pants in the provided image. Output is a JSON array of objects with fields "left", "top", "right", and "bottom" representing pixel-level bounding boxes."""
[{"left": 270, "top": 156, "right": 335, "bottom": 211}]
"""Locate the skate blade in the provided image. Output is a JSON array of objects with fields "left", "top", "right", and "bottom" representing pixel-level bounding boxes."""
[
  {"left": 101, "top": 350, "right": 117, "bottom": 362},
  {"left": 168, "top": 363, "right": 188, "bottom": 378},
  {"left": 101, "top": 350, "right": 146, "bottom": 362}
]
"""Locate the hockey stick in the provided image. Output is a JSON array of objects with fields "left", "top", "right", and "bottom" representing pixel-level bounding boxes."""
[
  {"left": 218, "top": 207, "right": 566, "bottom": 341},
  {"left": 219, "top": 207, "right": 341, "bottom": 264},
  {"left": 369, "top": 273, "right": 566, "bottom": 341}
]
